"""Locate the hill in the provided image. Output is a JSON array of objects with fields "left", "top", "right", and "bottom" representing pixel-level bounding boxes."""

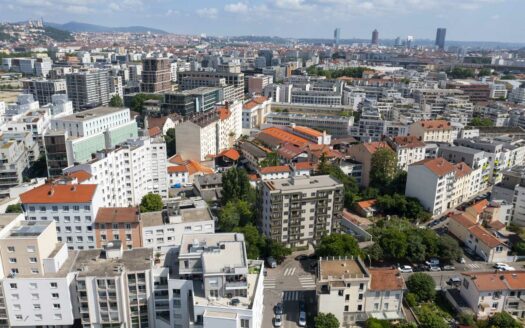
[{"left": 46, "top": 21, "right": 167, "bottom": 34}]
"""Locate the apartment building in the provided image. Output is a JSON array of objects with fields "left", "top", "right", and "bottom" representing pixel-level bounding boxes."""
[
  {"left": 247, "top": 74, "right": 273, "bottom": 94},
  {"left": 406, "top": 158, "right": 476, "bottom": 216},
  {"left": 385, "top": 136, "right": 426, "bottom": 171},
  {"left": 163, "top": 87, "right": 223, "bottom": 117},
  {"left": 316, "top": 258, "right": 405, "bottom": 327},
  {"left": 242, "top": 96, "right": 271, "bottom": 129},
  {"left": 44, "top": 106, "right": 139, "bottom": 177},
  {"left": 459, "top": 271, "right": 525, "bottom": 319},
  {"left": 0, "top": 220, "right": 78, "bottom": 327},
  {"left": 261, "top": 175, "right": 344, "bottom": 247},
  {"left": 141, "top": 197, "right": 215, "bottom": 253},
  {"left": 266, "top": 112, "right": 352, "bottom": 138},
  {"left": 0, "top": 137, "right": 30, "bottom": 198},
  {"left": 19, "top": 183, "right": 103, "bottom": 250},
  {"left": 65, "top": 69, "right": 110, "bottom": 110},
  {"left": 21, "top": 79, "right": 68, "bottom": 106},
  {"left": 408, "top": 119, "right": 453, "bottom": 143},
  {"left": 492, "top": 166, "right": 525, "bottom": 226},
  {"left": 94, "top": 207, "right": 142, "bottom": 249},
  {"left": 141, "top": 58, "right": 172, "bottom": 93},
  {"left": 176, "top": 233, "right": 264, "bottom": 328},
  {"left": 64, "top": 136, "right": 168, "bottom": 206},
  {"left": 73, "top": 245, "right": 155, "bottom": 327},
  {"left": 177, "top": 69, "right": 244, "bottom": 101},
  {"left": 438, "top": 144, "right": 490, "bottom": 191},
  {"left": 347, "top": 142, "right": 393, "bottom": 187}
]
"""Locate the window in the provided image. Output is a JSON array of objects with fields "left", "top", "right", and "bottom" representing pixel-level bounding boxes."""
[
  {"left": 85, "top": 216, "right": 92, "bottom": 222},
  {"left": 84, "top": 205, "right": 90, "bottom": 211},
  {"left": 15, "top": 315, "right": 22, "bottom": 321},
  {"left": 35, "top": 314, "right": 43, "bottom": 321},
  {"left": 357, "top": 305, "right": 363, "bottom": 311},
  {"left": 64, "top": 216, "right": 71, "bottom": 223},
  {"left": 344, "top": 305, "right": 349, "bottom": 311},
  {"left": 384, "top": 303, "right": 389, "bottom": 310},
  {"left": 31, "top": 268, "right": 39, "bottom": 274},
  {"left": 112, "top": 223, "right": 119, "bottom": 229},
  {"left": 52, "top": 206, "right": 58, "bottom": 212},
  {"left": 113, "top": 234, "right": 120, "bottom": 240},
  {"left": 53, "top": 303, "right": 61, "bottom": 309},
  {"left": 345, "top": 294, "right": 350, "bottom": 301},
  {"left": 29, "top": 283, "right": 37, "bottom": 289},
  {"left": 52, "top": 293, "right": 59, "bottom": 299},
  {"left": 65, "top": 227, "right": 72, "bottom": 233},
  {"left": 125, "top": 223, "right": 132, "bottom": 230},
  {"left": 10, "top": 268, "right": 19, "bottom": 275},
  {"left": 13, "top": 304, "right": 21, "bottom": 311},
  {"left": 359, "top": 283, "right": 364, "bottom": 290},
  {"left": 63, "top": 206, "right": 69, "bottom": 211},
  {"left": 9, "top": 258, "right": 17, "bottom": 263},
  {"left": 10, "top": 283, "right": 17, "bottom": 289},
  {"left": 241, "top": 319, "right": 250, "bottom": 328},
  {"left": 7, "top": 246, "right": 15, "bottom": 252},
  {"left": 50, "top": 282, "right": 58, "bottom": 288},
  {"left": 358, "top": 294, "right": 363, "bottom": 300},
  {"left": 74, "top": 216, "right": 81, "bottom": 222},
  {"left": 11, "top": 293, "right": 19, "bottom": 300},
  {"left": 54, "top": 314, "right": 62, "bottom": 320},
  {"left": 33, "top": 304, "right": 41, "bottom": 310},
  {"left": 31, "top": 293, "right": 39, "bottom": 300},
  {"left": 75, "top": 226, "right": 82, "bottom": 232},
  {"left": 73, "top": 205, "right": 80, "bottom": 211},
  {"left": 374, "top": 303, "right": 379, "bottom": 311}
]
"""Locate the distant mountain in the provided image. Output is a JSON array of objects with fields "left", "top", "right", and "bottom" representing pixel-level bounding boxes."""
[{"left": 45, "top": 21, "right": 167, "bottom": 34}]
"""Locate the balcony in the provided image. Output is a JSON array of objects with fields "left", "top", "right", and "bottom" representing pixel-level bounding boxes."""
[{"left": 225, "top": 280, "right": 248, "bottom": 289}]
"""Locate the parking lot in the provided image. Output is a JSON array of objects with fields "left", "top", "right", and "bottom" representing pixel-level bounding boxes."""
[{"left": 262, "top": 252, "right": 317, "bottom": 328}]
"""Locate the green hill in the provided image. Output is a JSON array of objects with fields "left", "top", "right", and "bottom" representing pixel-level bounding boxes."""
[{"left": 43, "top": 26, "right": 74, "bottom": 42}]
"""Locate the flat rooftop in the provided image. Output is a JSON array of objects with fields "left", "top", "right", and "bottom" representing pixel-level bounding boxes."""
[
  {"left": 264, "top": 175, "right": 342, "bottom": 192},
  {"left": 141, "top": 211, "right": 164, "bottom": 228},
  {"left": 202, "top": 241, "right": 246, "bottom": 274},
  {"left": 55, "top": 106, "right": 128, "bottom": 122},
  {"left": 180, "top": 208, "right": 213, "bottom": 223},
  {"left": 73, "top": 248, "right": 153, "bottom": 277},
  {"left": 0, "top": 213, "right": 21, "bottom": 230},
  {"left": 7, "top": 221, "right": 50, "bottom": 238},
  {"left": 179, "top": 233, "right": 243, "bottom": 257},
  {"left": 318, "top": 258, "right": 368, "bottom": 280}
]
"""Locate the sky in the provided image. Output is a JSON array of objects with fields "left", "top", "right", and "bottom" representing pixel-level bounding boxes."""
[{"left": 0, "top": 0, "right": 523, "bottom": 42}]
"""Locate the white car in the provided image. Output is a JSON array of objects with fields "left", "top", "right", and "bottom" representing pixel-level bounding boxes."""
[
  {"left": 298, "top": 311, "right": 306, "bottom": 327},
  {"left": 429, "top": 265, "right": 441, "bottom": 272},
  {"left": 398, "top": 265, "right": 414, "bottom": 273},
  {"left": 494, "top": 263, "right": 516, "bottom": 271},
  {"left": 274, "top": 315, "right": 282, "bottom": 327}
]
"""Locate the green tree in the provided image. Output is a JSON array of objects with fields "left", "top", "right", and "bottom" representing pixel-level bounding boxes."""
[
  {"left": 513, "top": 240, "right": 525, "bottom": 255},
  {"left": 221, "top": 167, "right": 254, "bottom": 205},
  {"left": 365, "top": 318, "right": 392, "bottom": 328},
  {"left": 314, "top": 313, "right": 340, "bottom": 328},
  {"left": 478, "top": 68, "right": 491, "bottom": 77},
  {"left": 109, "top": 94, "right": 123, "bottom": 107},
  {"left": 233, "top": 224, "right": 265, "bottom": 259},
  {"left": 487, "top": 311, "right": 521, "bottom": 328},
  {"left": 264, "top": 239, "right": 291, "bottom": 263},
  {"left": 370, "top": 148, "right": 397, "bottom": 190},
  {"left": 315, "top": 234, "right": 361, "bottom": 258},
  {"left": 317, "top": 163, "right": 359, "bottom": 208},
  {"left": 260, "top": 152, "right": 280, "bottom": 167},
  {"left": 130, "top": 93, "right": 162, "bottom": 113},
  {"left": 418, "top": 306, "right": 448, "bottom": 328},
  {"left": 457, "top": 312, "right": 476, "bottom": 326},
  {"left": 5, "top": 203, "right": 23, "bottom": 213},
  {"left": 469, "top": 117, "right": 493, "bottom": 127},
  {"left": 447, "top": 67, "right": 475, "bottom": 79},
  {"left": 218, "top": 201, "right": 241, "bottom": 232},
  {"left": 139, "top": 193, "right": 163, "bottom": 212},
  {"left": 438, "top": 235, "right": 462, "bottom": 261},
  {"left": 164, "top": 128, "right": 176, "bottom": 157},
  {"left": 406, "top": 273, "right": 436, "bottom": 302},
  {"left": 378, "top": 227, "right": 408, "bottom": 259}
]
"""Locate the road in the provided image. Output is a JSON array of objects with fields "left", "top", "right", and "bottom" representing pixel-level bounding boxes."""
[{"left": 263, "top": 251, "right": 317, "bottom": 328}]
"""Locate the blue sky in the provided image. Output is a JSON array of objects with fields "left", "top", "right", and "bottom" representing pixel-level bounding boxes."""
[{"left": 0, "top": 0, "right": 523, "bottom": 42}]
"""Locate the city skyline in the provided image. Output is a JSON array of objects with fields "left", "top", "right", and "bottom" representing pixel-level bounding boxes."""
[{"left": 0, "top": 0, "right": 523, "bottom": 43}]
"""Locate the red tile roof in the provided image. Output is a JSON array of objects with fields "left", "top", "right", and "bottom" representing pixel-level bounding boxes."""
[
  {"left": 469, "top": 199, "right": 489, "bottom": 215},
  {"left": 416, "top": 119, "right": 452, "bottom": 130},
  {"left": 462, "top": 271, "right": 525, "bottom": 291},
  {"left": 292, "top": 125, "right": 323, "bottom": 138},
  {"left": 217, "top": 149, "right": 240, "bottom": 161},
  {"left": 362, "top": 142, "right": 393, "bottom": 154},
  {"left": 67, "top": 170, "right": 92, "bottom": 183},
  {"left": 95, "top": 207, "right": 140, "bottom": 223},
  {"left": 258, "top": 127, "right": 310, "bottom": 148},
  {"left": 454, "top": 162, "right": 473, "bottom": 178},
  {"left": 243, "top": 96, "right": 268, "bottom": 110},
  {"left": 259, "top": 165, "right": 291, "bottom": 174},
  {"left": 468, "top": 225, "right": 504, "bottom": 248},
  {"left": 217, "top": 107, "right": 231, "bottom": 121},
  {"left": 450, "top": 213, "right": 476, "bottom": 228},
  {"left": 356, "top": 199, "right": 377, "bottom": 210},
  {"left": 20, "top": 184, "right": 98, "bottom": 204},
  {"left": 293, "top": 162, "right": 316, "bottom": 171},
  {"left": 148, "top": 126, "right": 162, "bottom": 137},
  {"left": 168, "top": 165, "right": 188, "bottom": 173},
  {"left": 369, "top": 268, "right": 406, "bottom": 291},
  {"left": 392, "top": 135, "right": 425, "bottom": 148},
  {"left": 412, "top": 157, "right": 456, "bottom": 177}
]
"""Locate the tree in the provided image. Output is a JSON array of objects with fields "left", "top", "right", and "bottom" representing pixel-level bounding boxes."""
[
  {"left": 378, "top": 227, "right": 408, "bottom": 259},
  {"left": 221, "top": 167, "right": 254, "bottom": 205},
  {"left": 417, "top": 306, "right": 448, "bottom": 328},
  {"left": 218, "top": 201, "right": 241, "bottom": 232},
  {"left": 370, "top": 148, "right": 397, "bottom": 190},
  {"left": 513, "top": 240, "right": 525, "bottom": 255},
  {"left": 365, "top": 318, "right": 392, "bottom": 328},
  {"left": 447, "top": 67, "right": 475, "bottom": 79},
  {"left": 5, "top": 203, "right": 23, "bottom": 213},
  {"left": 233, "top": 224, "right": 265, "bottom": 259},
  {"left": 260, "top": 152, "right": 280, "bottom": 167},
  {"left": 487, "top": 312, "right": 521, "bottom": 328},
  {"left": 316, "top": 234, "right": 361, "bottom": 258},
  {"left": 109, "top": 95, "right": 123, "bottom": 107},
  {"left": 469, "top": 117, "right": 493, "bottom": 127},
  {"left": 438, "top": 235, "right": 462, "bottom": 261},
  {"left": 264, "top": 239, "right": 291, "bottom": 263},
  {"left": 457, "top": 312, "right": 476, "bottom": 326},
  {"left": 164, "top": 128, "right": 176, "bottom": 157},
  {"left": 314, "top": 313, "right": 339, "bottom": 328},
  {"left": 139, "top": 193, "right": 163, "bottom": 212},
  {"left": 478, "top": 68, "right": 491, "bottom": 77},
  {"left": 406, "top": 273, "right": 436, "bottom": 302},
  {"left": 130, "top": 93, "right": 162, "bottom": 113}
]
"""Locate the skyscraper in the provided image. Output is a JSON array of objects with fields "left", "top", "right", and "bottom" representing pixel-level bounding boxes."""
[
  {"left": 65, "top": 69, "right": 110, "bottom": 110},
  {"left": 141, "top": 58, "right": 172, "bottom": 93},
  {"left": 334, "top": 28, "right": 341, "bottom": 46},
  {"left": 371, "top": 29, "right": 379, "bottom": 45},
  {"left": 435, "top": 28, "right": 447, "bottom": 50}
]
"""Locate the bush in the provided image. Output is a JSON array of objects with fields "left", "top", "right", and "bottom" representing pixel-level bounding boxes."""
[
  {"left": 139, "top": 193, "right": 163, "bottom": 212},
  {"left": 406, "top": 273, "right": 436, "bottom": 302},
  {"left": 405, "top": 293, "right": 417, "bottom": 307},
  {"left": 5, "top": 203, "right": 23, "bottom": 213}
]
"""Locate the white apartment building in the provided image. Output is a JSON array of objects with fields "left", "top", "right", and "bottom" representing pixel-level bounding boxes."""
[
  {"left": 141, "top": 199, "right": 215, "bottom": 253},
  {"left": 242, "top": 96, "right": 271, "bottom": 130},
  {"left": 19, "top": 183, "right": 103, "bottom": 250},
  {"left": 406, "top": 158, "right": 476, "bottom": 216},
  {"left": 459, "top": 271, "right": 525, "bottom": 319},
  {"left": 509, "top": 86, "right": 525, "bottom": 105},
  {"left": 385, "top": 136, "right": 426, "bottom": 171},
  {"left": 261, "top": 175, "right": 344, "bottom": 247},
  {"left": 492, "top": 166, "right": 525, "bottom": 226},
  {"left": 408, "top": 119, "right": 453, "bottom": 143},
  {"left": 167, "top": 166, "right": 190, "bottom": 187},
  {"left": 317, "top": 258, "right": 405, "bottom": 327},
  {"left": 64, "top": 136, "right": 168, "bottom": 206},
  {"left": 0, "top": 220, "right": 78, "bottom": 327}
]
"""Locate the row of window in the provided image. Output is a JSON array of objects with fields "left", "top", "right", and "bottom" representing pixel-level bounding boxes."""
[
  {"left": 28, "top": 205, "right": 91, "bottom": 212},
  {"left": 14, "top": 313, "right": 63, "bottom": 321}
]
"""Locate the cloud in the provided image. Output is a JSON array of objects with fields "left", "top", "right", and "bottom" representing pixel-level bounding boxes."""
[
  {"left": 196, "top": 7, "right": 218, "bottom": 19},
  {"left": 225, "top": 2, "right": 249, "bottom": 13}
]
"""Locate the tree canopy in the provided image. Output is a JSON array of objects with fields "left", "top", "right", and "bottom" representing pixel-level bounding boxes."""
[
  {"left": 221, "top": 167, "right": 254, "bottom": 205},
  {"left": 233, "top": 224, "right": 266, "bottom": 259},
  {"left": 315, "top": 234, "right": 361, "bottom": 258},
  {"left": 469, "top": 117, "right": 493, "bottom": 127},
  {"left": 5, "top": 203, "right": 23, "bottom": 213},
  {"left": 406, "top": 273, "right": 436, "bottom": 302},
  {"left": 375, "top": 193, "right": 431, "bottom": 222},
  {"left": 109, "top": 94, "right": 123, "bottom": 107},
  {"left": 447, "top": 67, "right": 475, "bottom": 79},
  {"left": 307, "top": 66, "right": 370, "bottom": 79},
  {"left": 370, "top": 148, "right": 398, "bottom": 190},
  {"left": 487, "top": 312, "right": 521, "bottom": 328},
  {"left": 417, "top": 306, "right": 448, "bottom": 328},
  {"left": 314, "top": 313, "right": 340, "bottom": 328},
  {"left": 130, "top": 93, "right": 163, "bottom": 113},
  {"left": 140, "top": 193, "right": 163, "bottom": 212},
  {"left": 317, "top": 161, "right": 359, "bottom": 208},
  {"left": 164, "top": 128, "right": 176, "bottom": 157}
]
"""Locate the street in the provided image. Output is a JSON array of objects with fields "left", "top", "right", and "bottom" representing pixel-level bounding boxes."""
[{"left": 263, "top": 252, "right": 317, "bottom": 328}]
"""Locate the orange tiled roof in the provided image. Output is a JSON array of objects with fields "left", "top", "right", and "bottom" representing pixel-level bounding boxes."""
[
  {"left": 454, "top": 162, "right": 472, "bottom": 178},
  {"left": 369, "top": 268, "right": 406, "bottom": 291},
  {"left": 259, "top": 165, "right": 291, "bottom": 174},
  {"left": 186, "top": 160, "right": 214, "bottom": 176},
  {"left": 20, "top": 184, "right": 98, "bottom": 204},
  {"left": 258, "top": 127, "right": 310, "bottom": 148},
  {"left": 416, "top": 119, "right": 452, "bottom": 130},
  {"left": 217, "top": 149, "right": 240, "bottom": 161},
  {"left": 292, "top": 125, "right": 323, "bottom": 138},
  {"left": 412, "top": 157, "right": 456, "bottom": 177},
  {"left": 168, "top": 165, "right": 188, "bottom": 173},
  {"left": 217, "top": 107, "right": 231, "bottom": 121},
  {"left": 362, "top": 142, "right": 393, "bottom": 154},
  {"left": 294, "top": 162, "right": 316, "bottom": 171},
  {"left": 450, "top": 213, "right": 476, "bottom": 228},
  {"left": 356, "top": 199, "right": 377, "bottom": 210},
  {"left": 469, "top": 199, "right": 489, "bottom": 215},
  {"left": 95, "top": 207, "right": 140, "bottom": 223},
  {"left": 468, "top": 225, "right": 504, "bottom": 248},
  {"left": 392, "top": 136, "right": 425, "bottom": 148},
  {"left": 243, "top": 96, "right": 268, "bottom": 110},
  {"left": 68, "top": 170, "right": 92, "bottom": 183},
  {"left": 148, "top": 126, "right": 161, "bottom": 137},
  {"left": 462, "top": 271, "right": 525, "bottom": 292}
]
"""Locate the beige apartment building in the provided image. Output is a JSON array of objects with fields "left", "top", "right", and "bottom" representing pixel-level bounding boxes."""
[{"left": 261, "top": 175, "right": 344, "bottom": 247}]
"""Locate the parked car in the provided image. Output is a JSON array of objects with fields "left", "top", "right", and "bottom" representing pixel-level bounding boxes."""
[
  {"left": 429, "top": 266, "right": 441, "bottom": 272},
  {"left": 398, "top": 265, "right": 414, "bottom": 273},
  {"left": 494, "top": 263, "right": 516, "bottom": 271},
  {"left": 230, "top": 298, "right": 240, "bottom": 306},
  {"left": 274, "top": 303, "right": 283, "bottom": 315},
  {"left": 298, "top": 311, "right": 307, "bottom": 327},
  {"left": 448, "top": 277, "right": 462, "bottom": 287},
  {"left": 274, "top": 315, "right": 282, "bottom": 327},
  {"left": 442, "top": 265, "right": 456, "bottom": 271},
  {"left": 458, "top": 257, "right": 466, "bottom": 264},
  {"left": 266, "top": 257, "right": 277, "bottom": 268},
  {"left": 425, "top": 258, "right": 440, "bottom": 267}
]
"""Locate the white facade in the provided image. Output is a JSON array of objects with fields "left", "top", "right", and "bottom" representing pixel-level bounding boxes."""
[{"left": 50, "top": 107, "right": 131, "bottom": 138}]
